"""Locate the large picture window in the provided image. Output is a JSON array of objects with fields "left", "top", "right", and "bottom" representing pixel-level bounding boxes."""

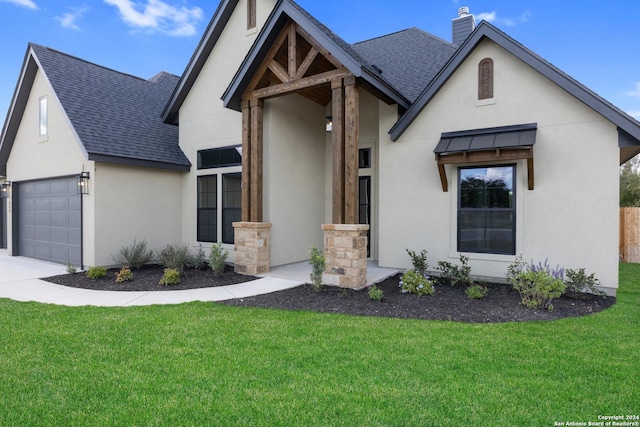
[
  {"left": 458, "top": 165, "right": 515, "bottom": 255},
  {"left": 197, "top": 146, "right": 242, "bottom": 244}
]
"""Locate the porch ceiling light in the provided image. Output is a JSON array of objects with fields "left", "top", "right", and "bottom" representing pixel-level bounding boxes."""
[
  {"left": 0, "top": 181, "right": 11, "bottom": 199},
  {"left": 325, "top": 115, "right": 333, "bottom": 133},
  {"left": 78, "top": 171, "right": 90, "bottom": 195}
]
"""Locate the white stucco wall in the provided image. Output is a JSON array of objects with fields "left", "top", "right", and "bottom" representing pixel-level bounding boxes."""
[
  {"left": 264, "top": 95, "right": 326, "bottom": 265},
  {"left": 379, "top": 39, "right": 620, "bottom": 293},
  {"left": 178, "top": 0, "right": 276, "bottom": 258},
  {"left": 5, "top": 67, "right": 95, "bottom": 261},
  {"left": 92, "top": 163, "right": 183, "bottom": 266}
]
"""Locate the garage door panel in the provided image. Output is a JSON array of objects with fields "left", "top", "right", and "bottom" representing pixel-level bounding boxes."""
[{"left": 18, "top": 177, "right": 82, "bottom": 266}]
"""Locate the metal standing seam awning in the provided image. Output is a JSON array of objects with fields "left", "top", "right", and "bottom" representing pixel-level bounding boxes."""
[{"left": 434, "top": 123, "right": 537, "bottom": 192}]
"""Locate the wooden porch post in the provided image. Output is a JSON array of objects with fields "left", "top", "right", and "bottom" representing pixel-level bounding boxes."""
[
  {"left": 344, "top": 76, "right": 359, "bottom": 224},
  {"left": 241, "top": 100, "right": 252, "bottom": 222},
  {"left": 249, "top": 98, "right": 264, "bottom": 222},
  {"left": 331, "top": 79, "right": 345, "bottom": 224}
]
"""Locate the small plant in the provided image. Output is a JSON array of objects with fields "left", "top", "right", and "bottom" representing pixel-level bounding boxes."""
[
  {"left": 115, "top": 266, "right": 133, "bottom": 283},
  {"left": 436, "top": 255, "right": 473, "bottom": 287},
  {"left": 111, "top": 239, "right": 154, "bottom": 270},
  {"left": 86, "top": 266, "right": 107, "bottom": 280},
  {"left": 309, "top": 246, "right": 325, "bottom": 292},
  {"left": 188, "top": 243, "right": 208, "bottom": 270},
  {"left": 406, "top": 249, "right": 429, "bottom": 277},
  {"left": 159, "top": 268, "right": 181, "bottom": 285},
  {"left": 506, "top": 256, "right": 565, "bottom": 310},
  {"left": 65, "top": 263, "right": 77, "bottom": 274},
  {"left": 399, "top": 270, "right": 434, "bottom": 296},
  {"left": 564, "top": 268, "right": 606, "bottom": 297},
  {"left": 209, "top": 243, "right": 228, "bottom": 276},
  {"left": 465, "top": 284, "right": 488, "bottom": 299},
  {"left": 157, "top": 244, "right": 190, "bottom": 275},
  {"left": 368, "top": 284, "right": 384, "bottom": 301}
]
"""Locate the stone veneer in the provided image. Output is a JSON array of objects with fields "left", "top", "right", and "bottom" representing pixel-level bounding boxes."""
[
  {"left": 233, "top": 222, "right": 271, "bottom": 275},
  {"left": 322, "top": 224, "right": 369, "bottom": 289}
]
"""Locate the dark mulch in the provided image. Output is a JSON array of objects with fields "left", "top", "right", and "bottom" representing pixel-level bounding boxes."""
[
  {"left": 43, "top": 264, "right": 257, "bottom": 291},
  {"left": 44, "top": 267, "right": 615, "bottom": 323},
  {"left": 219, "top": 275, "right": 616, "bottom": 323}
]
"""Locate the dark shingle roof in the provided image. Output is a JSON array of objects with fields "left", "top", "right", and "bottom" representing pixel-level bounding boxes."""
[
  {"left": 31, "top": 44, "right": 189, "bottom": 170},
  {"left": 352, "top": 28, "right": 457, "bottom": 103}
]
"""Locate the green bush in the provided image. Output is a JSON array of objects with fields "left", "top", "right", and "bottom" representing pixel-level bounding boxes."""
[
  {"left": 188, "top": 244, "right": 208, "bottom": 270},
  {"left": 465, "top": 284, "right": 488, "bottom": 299},
  {"left": 159, "top": 268, "right": 181, "bottom": 286},
  {"left": 506, "top": 255, "right": 566, "bottom": 310},
  {"left": 86, "top": 266, "right": 107, "bottom": 280},
  {"left": 115, "top": 266, "right": 133, "bottom": 283},
  {"left": 309, "top": 246, "right": 325, "bottom": 292},
  {"left": 209, "top": 243, "right": 228, "bottom": 276},
  {"left": 399, "top": 270, "right": 434, "bottom": 296},
  {"left": 157, "top": 244, "right": 190, "bottom": 275},
  {"left": 111, "top": 239, "right": 154, "bottom": 270},
  {"left": 65, "top": 263, "right": 77, "bottom": 274},
  {"left": 436, "top": 255, "right": 473, "bottom": 287},
  {"left": 406, "top": 249, "right": 429, "bottom": 277},
  {"left": 565, "top": 268, "right": 605, "bottom": 297},
  {"left": 368, "top": 284, "right": 383, "bottom": 301}
]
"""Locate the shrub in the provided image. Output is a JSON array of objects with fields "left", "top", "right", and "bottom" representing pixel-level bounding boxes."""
[
  {"left": 309, "top": 246, "right": 325, "bottom": 293},
  {"left": 111, "top": 239, "right": 154, "bottom": 270},
  {"left": 157, "top": 244, "right": 190, "bottom": 275},
  {"left": 436, "top": 255, "right": 473, "bottom": 287},
  {"left": 506, "top": 256, "right": 565, "bottom": 310},
  {"left": 209, "top": 243, "right": 228, "bottom": 276},
  {"left": 368, "top": 284, "right": 384, "bottom": 301},
  {"left": 159, "top": 268, "right": 181, "bottom": 286},
  {"left": 65, "top": 263, "right": 77, "bottom": 274},
  {"left": 466, "top": 284, "right": 488, "bottom": 299},
  {"left": 115, "top": 266, "right": 133, "bottom": 283},
  {"left": 399, "top": 270, "right": 434, "bottom": 296},
  {"left": 188, "top": 243, "right": 208, "bottom": 270},
  {"left": 406, "top": 249, "right": 429, "bottom": 277},
  {"left": 565, "top": 268, "right": 606, "bottom": 297},
  {"left": 86, "top": 266, "right": 107, "bottom": 280}
]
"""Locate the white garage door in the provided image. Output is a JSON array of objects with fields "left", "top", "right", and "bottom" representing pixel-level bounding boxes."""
[{"left": 17, "top": 177, "right": 81, "bottom": 265}]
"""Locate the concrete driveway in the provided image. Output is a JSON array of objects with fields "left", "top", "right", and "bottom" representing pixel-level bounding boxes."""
[{"left": 0, "top": 249, "right": 68, "bottom": 283}]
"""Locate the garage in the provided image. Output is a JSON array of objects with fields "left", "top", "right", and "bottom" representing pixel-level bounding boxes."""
[{"left": 16, "top": 177, "right": 81, "bottom": 266}]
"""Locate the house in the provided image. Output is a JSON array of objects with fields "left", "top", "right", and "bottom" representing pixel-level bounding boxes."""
[{"left": 2, "top": 0, "right": 640, "bottom": 296}]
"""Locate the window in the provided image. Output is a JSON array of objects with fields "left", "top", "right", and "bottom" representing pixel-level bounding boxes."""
[
  {"left": 197, "top": 147, "right": 242, "bottom": 244},
  {"left": 39, "top": 96, "right": 48, "bottom": 137},
  {"left": 247, "top": 0, "right": 256, "bottom": 29},
  {"left": 478, "top": 58, "right": 493, "bottom": 100},
  {"left": 458, "top": 165, "right": 515, "bottom": 255}
]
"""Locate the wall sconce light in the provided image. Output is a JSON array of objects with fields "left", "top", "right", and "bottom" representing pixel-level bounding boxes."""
[
  {"left": 325, "top": 115, "right": 333, "bottom": 133},
  {"left": 0, "top": 181, "right": 11, "bottom": 199},
  {"left": 78, "top": 172, "right": 90, "bottom": 195}
]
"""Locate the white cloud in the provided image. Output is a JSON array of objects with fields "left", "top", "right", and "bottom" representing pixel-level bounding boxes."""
[
  {"left": 104, "top": 0, "right": 203, "bottom": 36},
  {"left": 55, "top": 7, "right": 89, "bottom": 30},
  {"left": 0, "top": 0, "right": 38, "bottom": 9},
  {"left": 476, "top": 10, "right": 531, "bottom": 27},
  {"left": 627, "top": 82, "right": 640, "bottom": 98}
]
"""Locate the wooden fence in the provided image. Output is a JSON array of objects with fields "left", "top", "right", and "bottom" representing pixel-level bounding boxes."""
[{"left": 620, "top": 207, "right": 640, "bottom": 263}]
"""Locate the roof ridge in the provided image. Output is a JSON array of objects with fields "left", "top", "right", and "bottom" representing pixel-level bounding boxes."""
[{"left": 29, "top": 43, "right": 148, "bottom": 83}]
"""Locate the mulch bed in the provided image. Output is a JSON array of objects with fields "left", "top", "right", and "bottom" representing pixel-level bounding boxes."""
[
  {"left": 43, "top": 266, "right": 615, "bottom": 323},
  {"left": 43, "top": 264, "right": 257, "bottom": 292}
]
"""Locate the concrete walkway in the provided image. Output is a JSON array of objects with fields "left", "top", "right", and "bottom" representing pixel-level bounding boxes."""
[{"left": 0, "top": 250, "right": 399, "bottom": 307}]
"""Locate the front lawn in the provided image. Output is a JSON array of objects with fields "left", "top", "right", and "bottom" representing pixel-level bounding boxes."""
[{"left": 1, "top": 264, "right": 638, "bottom": 426}]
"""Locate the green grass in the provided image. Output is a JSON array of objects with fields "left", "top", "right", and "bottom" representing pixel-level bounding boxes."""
[{"left": 1, "top": 265, "right": 639, "bottom": 426}]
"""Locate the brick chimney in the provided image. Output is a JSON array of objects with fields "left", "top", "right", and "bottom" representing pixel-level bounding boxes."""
[{"left": 452, "top": 6, "right": 476, "bottom": 45}]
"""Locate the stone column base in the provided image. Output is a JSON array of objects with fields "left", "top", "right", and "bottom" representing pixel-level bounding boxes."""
[
  {"left": 233, "top": 222, "right": 271, "bottom": 275},
  {"left": 322, "top": 224, "right": 369, "bottom": 289}
]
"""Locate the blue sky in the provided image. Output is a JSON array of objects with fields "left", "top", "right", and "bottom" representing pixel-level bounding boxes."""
[{"left": 1, "top": 0, "right": 640, "bottom": 125}]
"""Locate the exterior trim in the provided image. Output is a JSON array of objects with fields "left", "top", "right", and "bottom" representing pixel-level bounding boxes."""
[{"left": 87, "top": 154, "right": 190, "bottom": 172}]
